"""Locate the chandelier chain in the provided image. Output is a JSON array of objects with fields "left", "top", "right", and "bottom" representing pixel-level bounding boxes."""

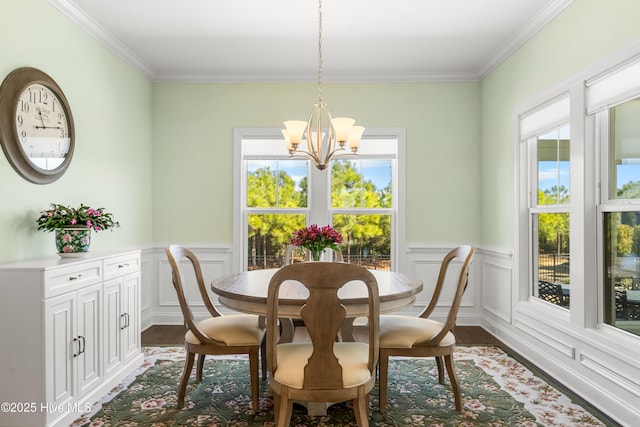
[
  {"left": 317, "top": 0, "right": 323, "bottom": 103},
  {"left": 282, "top": 0, "right": 362, "bottom": 171}
]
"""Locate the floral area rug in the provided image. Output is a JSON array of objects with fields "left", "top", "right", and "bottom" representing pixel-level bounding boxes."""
[{"left": 71, "top": 346, "right": 617, "bottom": 427}]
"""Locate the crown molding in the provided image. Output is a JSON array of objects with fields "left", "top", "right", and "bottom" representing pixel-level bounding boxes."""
[
  {"left": 49, "top": 0, "right": 573, "bottom": 83},
  {"left": 48, "top": 0, "right": 156, "bottom": 79},
  {"left": 478, "top": 0, "right": 575, "bottom": 79}
]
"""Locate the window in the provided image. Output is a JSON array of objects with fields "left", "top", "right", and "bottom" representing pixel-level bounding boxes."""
[
  {"left": 234, "top": 128, "right": 404, "bottom": 272},
  {"left": 600, "top": 98, "right": 640, "bottom": 335},
  {"left": 519, "top": 96, "right": 571, "bottom": 309}
]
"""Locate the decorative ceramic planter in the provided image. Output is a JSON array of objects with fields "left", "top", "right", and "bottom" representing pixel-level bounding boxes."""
[{"left": 55, "top": 227, "right": 91, "bottom": 257}]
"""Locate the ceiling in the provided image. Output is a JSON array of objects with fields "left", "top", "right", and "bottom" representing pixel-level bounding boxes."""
[{"left": 49, "top": 0, "right": 573, "bottom": 83}]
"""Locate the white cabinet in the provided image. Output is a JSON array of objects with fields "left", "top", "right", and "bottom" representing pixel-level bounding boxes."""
[
  {"left": 103, "top": 252, "right": 141, "bottom": 377},
  {"left": 0, "top": 250, "right": 143, "bottom": 427},
  {"left": 44, "top": 283, "right": 102, "bottom": 409},
  {"left": 104, "top": 273, "right": 141, "bottom": 377}
]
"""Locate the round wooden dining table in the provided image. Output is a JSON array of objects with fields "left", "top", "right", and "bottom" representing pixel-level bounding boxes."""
[{"left": 210, "top": 267, "right": 423, "bottom": 341}]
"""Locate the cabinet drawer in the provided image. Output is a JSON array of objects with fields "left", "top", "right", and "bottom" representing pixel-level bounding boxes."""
[
  {"left": 103, "top": 252, "right": 140, "bottom": 281},
  {"left": 44, "top": 260, "right": 102, "bottom": 299}
]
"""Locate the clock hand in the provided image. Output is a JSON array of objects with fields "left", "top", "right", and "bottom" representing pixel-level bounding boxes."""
[
  {"left": 37, "top": 108, "right": 47, "bottom": 127},
  {"left": 35, "top": 125, "right": 61, "bottom": 130}
]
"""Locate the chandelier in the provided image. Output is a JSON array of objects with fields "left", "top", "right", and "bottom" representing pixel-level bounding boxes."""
[{"left": 282, "top": 0, "right": 364, "bottom": 171}]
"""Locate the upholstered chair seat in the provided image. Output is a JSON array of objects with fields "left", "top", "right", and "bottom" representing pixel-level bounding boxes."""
[
  {"left": 185, "top": 315, "right": 265, "bottom": 346},
  {"left": 273, "top": 342, "right": 371, "bottom": 388},
  {"left": 379, "top": 316, "right": 455, "bottom": 348}
]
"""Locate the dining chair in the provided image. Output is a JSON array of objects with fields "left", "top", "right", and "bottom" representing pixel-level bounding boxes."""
[
  {"left": 266, "top": 262, "right": 380, "bottom": 426},
  {"left": 378, "top": 245, "right": 475, "bottom": 414},
  {"left": 165, "top": 245, "right": 266, "bottom": 410}
]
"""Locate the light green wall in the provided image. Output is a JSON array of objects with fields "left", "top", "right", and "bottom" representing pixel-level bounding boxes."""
[
  {"left": 480, "top": 0, "right": 640, "bottom": 246},
  {"left": 0, "top": 0, "right": 153, "bottom": 263},
  {"left": 152, "top": 82, "right": 481, "bottom": 243}
]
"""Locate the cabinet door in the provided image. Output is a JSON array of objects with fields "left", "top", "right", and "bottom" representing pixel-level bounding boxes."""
[
  {"left": 103, "top": 278, "right": 122, "bottom": 377},
  {"left": 76, "top": 283, "right": 102, "bottom": 398},
  {"left": 122, "top": 272, "right": 141, "bottom": 362},
  {"left": 44, "top": 293, "right": 75, "bottom": 410}
]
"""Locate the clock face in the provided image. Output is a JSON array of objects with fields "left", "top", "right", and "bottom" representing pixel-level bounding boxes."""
[{"left": 15, "top": 83, "right": 71, "bottom": 171}]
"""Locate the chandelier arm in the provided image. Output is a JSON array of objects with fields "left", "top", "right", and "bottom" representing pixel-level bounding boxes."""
[
  {"left": 323, "top": 145, "right": 349, "bottom": 163},
  {"left": 327, "top": 150, "right": 358, "bottom": 160},
  {"left": 288, "top": 148, "right": 323, "bottom": 165}
]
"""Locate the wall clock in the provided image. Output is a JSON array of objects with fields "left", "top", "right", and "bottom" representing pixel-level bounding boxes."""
[{"left": 0, "top": 67, "right": 75, "bottom": 184}]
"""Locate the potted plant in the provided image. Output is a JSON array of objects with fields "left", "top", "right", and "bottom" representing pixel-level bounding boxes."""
[
  {"left": 36, "top": 203, "right": 120, "bottom": 256},
  {"left": 290, "top": 224, "right": 343, "bottom": 261}
]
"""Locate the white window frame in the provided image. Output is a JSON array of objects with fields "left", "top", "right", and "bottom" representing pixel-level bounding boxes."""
[
  {"left": 517, "top": 94, "right": 572, "bottom": 294},
  {"left": 233, "top": 127, "right": 406, "bottom": 273}
]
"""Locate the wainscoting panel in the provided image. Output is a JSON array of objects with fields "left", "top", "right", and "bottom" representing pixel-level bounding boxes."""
[
  {"left": 480, "top": 253, "right": 513, "bottom": 324},
  {"left": 579, "top": 351, "right": 640, "bottom": 400},
  {"left": 514, "top": 319, "right": 575, "bottom": 359}
]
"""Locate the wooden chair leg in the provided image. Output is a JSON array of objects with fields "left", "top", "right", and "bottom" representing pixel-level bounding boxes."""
[
  {"left": 272, "top": 389, "right": 280, "bottom": 421},
  {"left": 196, "top": 353, "right": 205, "bottom": 382},
  {"left": 260, "top": 337, "right": 267, "bottom": 380},
  {"left": 435, "top": 356, "right": 445, "bottom": 385},
  {"left": 444, "top": 354, "right": 462, "bottom": 411},
  {"left": 249, "top": 348, "right": 260, "bottom": 411},
  {"left": 276, "top": 391, "right": 293, "bottom": 427},
  {"left": 178, "top": 352, "right": 195, "bottom": 409},
  {"left": 378, "top": 351, "right": 389, "bottom": 415},
  {"left": 365, "top": 392, "right": 371, "bottom": 418},
  {"left": 353, "top": 390, "right": 370, "bottom": 427}
]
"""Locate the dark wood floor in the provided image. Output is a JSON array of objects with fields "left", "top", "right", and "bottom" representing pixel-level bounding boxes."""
[{"left": 142, "top": 324, "right": 504, "bottom": 346}]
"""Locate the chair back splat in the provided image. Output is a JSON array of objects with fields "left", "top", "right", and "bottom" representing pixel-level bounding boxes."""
[{"left": 266, "top": 262, "right": 379, "bottom": 426}]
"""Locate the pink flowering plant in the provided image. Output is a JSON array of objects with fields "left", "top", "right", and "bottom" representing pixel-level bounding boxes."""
[
  {"left": 290, "top": 224, "right": 343, "bottom": 256},
  {"left": 36, "top": 203, "right": 120, "bottom": 233}
]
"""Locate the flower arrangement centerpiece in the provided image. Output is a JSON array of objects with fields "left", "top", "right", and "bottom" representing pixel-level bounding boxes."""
[
  {"left": 36, "top": 203, "right": 120, "bottom": 255},
  {"left": 290, "top": 224, "right": 343, "bottom": 261}
]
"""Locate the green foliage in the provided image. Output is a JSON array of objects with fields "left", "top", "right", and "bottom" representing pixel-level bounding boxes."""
[
  {"left": 537, "top": 187, "right": 570, "bottom": 254},
  {"left": 331, "top": 161, "right": 391, "bottom": 209},
  {"left": 617, "top": 180, "right": 640, "bottom": 199},
  {"left": 247, "top": 167, "right": 305, "bottom": 208},
  {"left": 617, "top": 223, "right": 634, "bottom": 255},
  {"left": 36, "top": 203, "right": 120, "bottom": 233}
]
